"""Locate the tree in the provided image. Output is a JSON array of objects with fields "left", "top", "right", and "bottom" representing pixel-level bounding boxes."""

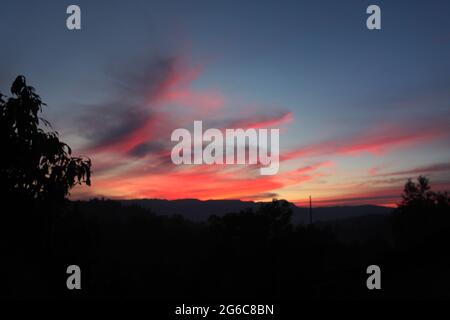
[
  {"left": 400, "top": 176, "right": 432, "bottom": 205},
  {"left": 0, "top": 75, "right": 91, "bottom": 204},
  {"left": 393, "top": 176, "right": 450, "bottom": 249}
]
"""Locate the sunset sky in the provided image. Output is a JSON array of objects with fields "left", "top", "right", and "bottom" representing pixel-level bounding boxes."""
[{"left": 1, "top": 0, "right": 450, "bottom": 206}]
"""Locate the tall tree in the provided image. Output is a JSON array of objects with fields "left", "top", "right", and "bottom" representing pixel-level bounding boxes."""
[{"left": 0, "top": 75, "right": 91, "bottom": 203}]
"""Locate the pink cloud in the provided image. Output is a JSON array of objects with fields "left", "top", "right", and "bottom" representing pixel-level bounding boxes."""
[{"left": 282, "top": 122, "right": 450, "bottom": 161}]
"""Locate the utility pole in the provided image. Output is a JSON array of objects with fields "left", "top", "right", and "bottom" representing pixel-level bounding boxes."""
[{"left": 309, "top": 195, "right": 313, "bottom": 225}]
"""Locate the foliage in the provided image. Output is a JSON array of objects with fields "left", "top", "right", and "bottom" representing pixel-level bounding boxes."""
[
  {"left": 0, "top": 76, "right": 91, "bottom": 203},
  {"left": 393, "top": 176, "right": 450, "bottom": 249}
]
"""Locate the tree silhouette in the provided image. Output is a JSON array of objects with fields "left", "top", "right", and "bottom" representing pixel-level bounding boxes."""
[
  {"left": 393, "top": 176, "right": 450, "bottom": 249},
  {"left": 0, "top": 75, "right": 91, "bottom": 203},
  {"left": 400, "top": 176, "right": 432, "bottom": 205}
]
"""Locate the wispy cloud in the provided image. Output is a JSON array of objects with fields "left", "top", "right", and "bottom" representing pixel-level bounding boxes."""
[
  {"left": 281, "top": 122, "right": 450, "bottom": 161},
  {"left": 70, "top": 54, "right": 303, "bottom": 201},
  {"left": 68, "top": 52, "right": 450, "bottom": 204},
  {"left": 375, "top": 162, "right": 450, "bottom": 177}
]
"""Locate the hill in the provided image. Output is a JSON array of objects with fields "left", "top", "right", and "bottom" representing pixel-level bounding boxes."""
[{"left": 120, "top": 198, "right": 393, "bottom": 224}]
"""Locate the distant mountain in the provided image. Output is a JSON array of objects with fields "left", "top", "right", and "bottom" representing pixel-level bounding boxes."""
[{"left": 121, "top": 199, "right": 393, "bottom": 224}]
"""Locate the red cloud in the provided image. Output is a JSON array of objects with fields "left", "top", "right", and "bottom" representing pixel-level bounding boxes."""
[
  {"left": 76, "top": 160, "right": 330, "bottom": 201},
  {"left": 87, "top": 114, "right": 164, "bottom": 154},
  {"left": 83, "top": 59, "right": 225, "bottom": 156},
  {"left": 282, "top": 122, "right": 450, "bottom": 161},
  {"left": 150, "top": 60, "right": 224, "bottom": 112}
]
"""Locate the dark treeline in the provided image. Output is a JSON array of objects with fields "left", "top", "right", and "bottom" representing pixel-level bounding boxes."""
[
  {"left": 2, "top": 186, "right": 450, "bottom": 300},
  {"left": 1, "top": 76, "right": 450, "bottom": 300}
]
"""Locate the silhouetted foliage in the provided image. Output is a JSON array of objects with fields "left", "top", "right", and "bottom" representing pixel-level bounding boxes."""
[
  {"left": 0, "top": 76, "right": 92, "bottom": 299},
  {"left": 393, "top": 176, "right": 450, "bottom": 249},
  {"left": 3, "top": 192, "right": 450, "bottom": 300},
  {"left": 0, "top": 75, "right": 91, "bottom": 203}
]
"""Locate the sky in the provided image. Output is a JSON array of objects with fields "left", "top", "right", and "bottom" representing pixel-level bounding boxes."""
[{"left": 1, "top": 0, "right": 450, "bottom": 207}]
